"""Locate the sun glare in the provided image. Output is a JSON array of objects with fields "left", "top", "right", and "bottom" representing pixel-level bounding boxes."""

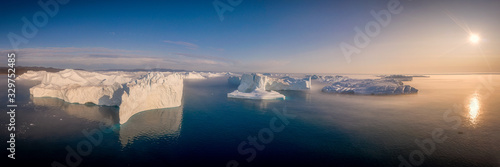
[
  {"left": 469, "top": 34, "right": 480, "bottom": 44},
  {"left": 468, "top": 93, "right": 480, "bottom": 125}
]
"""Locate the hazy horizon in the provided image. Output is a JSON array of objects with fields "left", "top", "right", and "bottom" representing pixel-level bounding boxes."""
[{"left": 1, "top": 0, "right": 499, "bottom": 74}]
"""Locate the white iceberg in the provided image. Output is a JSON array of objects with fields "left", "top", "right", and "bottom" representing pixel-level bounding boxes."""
[
  {"left": 227, "top": 73, "right": 311, "bottom": 100},
  {"left": 322, "top": 78, "right": 418, "bottom": 95},
  {"left": 17, "top": 70, "right": 48, "bottom": 81},
  {"left": 228, "top": 73, "right": 284, "bottom": 99},
  {"left": 267, "top": 76, "right": 311, "bottom": 90},
  {"left": 29, "top": 69, "right": 132, "bottom": 106},
  {"left": 318, "top": 75, "right": 348, "bottom": 83},
  {"left": 119, "top": 73, "right": 183, "bottom": 124},
  {"left": 21, "top": 69, "right": 184, "bottom": 124},
  {"left": 180, "top": 71, "right": 230, "bottom": 80},
  {"left": 227, "top": 89, "right": 285, "bottom": 100},
  {"left": 200, "top": 72, "right": 229, "bottom": 78},
  {"left": 181, "top": 72, "right": 206, "bottom": 79}
]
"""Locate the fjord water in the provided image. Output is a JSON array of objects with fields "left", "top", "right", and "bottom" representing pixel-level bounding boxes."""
[{"left": 1, "top": 75, "right": 499, "bottom": 166}]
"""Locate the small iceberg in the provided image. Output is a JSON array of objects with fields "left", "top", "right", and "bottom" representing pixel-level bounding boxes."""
[
  {"left": 227, "top": 73, "right": 311, "bottom": 100},
  {"left": 227, "top": 89, "right": 285, "bottom": 100}
]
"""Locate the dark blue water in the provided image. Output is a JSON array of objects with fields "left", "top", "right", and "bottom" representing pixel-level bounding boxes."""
[{"left": 1, "top": 75, "right": 499, "bottom": 166}]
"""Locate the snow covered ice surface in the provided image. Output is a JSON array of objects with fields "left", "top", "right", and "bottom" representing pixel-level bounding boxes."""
[
  {"left": 28, "top": 69, "right": 133, "bottom": 106},
  {"left": 322, "top": 78, "right": 418, "bottom": 95},
  {"left": 180, "top": 71, "right": 230, "bottom": 80},
  {"left": 119, "top": 73, "right": 183, "bottom": 124},
  {"left": 227, "top": 73, "right": 311, "bottom": 100},
  {"left": 19, "top": 69, "right": 184, "bottom": 124},
  {"left": 227, "top": 89, "right": 286, "bottom": 100},
  {"left": 17, "top": 70, "right": 48, "bottom": 81}
]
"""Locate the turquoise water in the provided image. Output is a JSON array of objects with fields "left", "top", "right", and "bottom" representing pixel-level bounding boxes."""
[{"left": 1, "top": 75, "right": 499, "bottom": 166}]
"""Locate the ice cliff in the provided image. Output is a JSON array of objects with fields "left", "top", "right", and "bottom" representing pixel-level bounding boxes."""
[
  {"left": 20, "top": 69, "right": 183, "bottom": 124},
  {"left": 29, "top": 69, "right": 132, "bottom": 106},
  {"left": 119, "top": 73, "right": 183, "bottom": 124}
]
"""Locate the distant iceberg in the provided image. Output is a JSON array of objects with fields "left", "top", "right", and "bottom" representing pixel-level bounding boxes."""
[
  {"left": 322, "top": 78, "right": 418, "bottom": 95},
  {"left": 17, "top": 70, "right": 48, "bottom": 81},
  {"left": 227, "top": 89, "right": 286, "bottom": 100},
  {"left": 180, "top": 71, "right": 230, "bottom": 80},
  {"left": 227, "top": 73, "right": 311, "bottom": 100},
  {"left": 377, "top": 74, "right": 430, "bottom": 81}
]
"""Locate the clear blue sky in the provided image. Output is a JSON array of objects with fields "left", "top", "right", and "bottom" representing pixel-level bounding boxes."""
[{"left": 1, "top": 0, "right": 499, "bottom": 74}]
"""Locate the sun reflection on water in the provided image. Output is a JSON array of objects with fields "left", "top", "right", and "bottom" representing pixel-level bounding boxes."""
[{"left": 468, "top": 93, "right": 481, "bottom": 125}]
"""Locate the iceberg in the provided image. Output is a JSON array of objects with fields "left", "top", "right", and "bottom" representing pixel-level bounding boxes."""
[
  {"left": 318, "top": 75, "right": 348, "bottom": 83},
  {"left": 378, "top": 75, "right": 413, "bottom": 81},
  {"left": 377, "top": 74, "right": 430, "bottom": 81},
  {"left": 227, "top": 89, "right": 285, "bottom": 100},
  {"left": 29, "top": 69, "right": 132, "bottom": 106},
  {"left": 267, "top": 76, "right": 311, "bottom": 90},
  {"left": 181, "top": 72, "right": 206, "bottom": 79},
  {"left": 200, "top": 72, "right": 229, "bottom": 78},
  {"left": 119, "top": 73, "right": 183, "bottom": 124},
  {"left": 17, "top": 70, "right": 48, "bottom": 81},
  {"left": 227, "top": 73, "right": 311, "bottom": 100},
  {"left": 228, "top": 73, "right": 284, "bottom": 99},
  {"left": 322, "top": 78, "right": 418, "bottom": 95},
  {"left": 180, "top": 71, "right": 230, "bottom": 80},
  {"left": 21, "top": 69, "right": 184, "bottom": 124}
]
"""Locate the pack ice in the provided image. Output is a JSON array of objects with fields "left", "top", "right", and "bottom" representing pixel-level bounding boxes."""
[{"left": 322, "top": 78, "right": 418, "bottom": 95}]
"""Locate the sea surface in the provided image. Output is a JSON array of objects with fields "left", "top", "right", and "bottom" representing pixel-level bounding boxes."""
[{"left": 1, "top": 74, "right": 499, "bottom": 167}]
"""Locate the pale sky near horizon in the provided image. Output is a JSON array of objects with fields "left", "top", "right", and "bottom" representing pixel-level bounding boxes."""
[{"left": 1, "top": 0, "right": 499, "bottom": 74}]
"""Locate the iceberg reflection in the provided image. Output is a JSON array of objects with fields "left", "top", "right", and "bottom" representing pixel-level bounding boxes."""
[
  {"left": 31, "top": 97, "right": 119, "bottom": 125},
  {"left": 119, "top": 106, "right": 183, "bottom": 147}
]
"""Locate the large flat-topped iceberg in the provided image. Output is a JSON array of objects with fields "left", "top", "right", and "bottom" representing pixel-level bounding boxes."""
[
  {"left": 322, "top": 78, "right": 418, "bottom": 95},
  {"left": 119, "top": 73, "right": 183, "bottom": 124},
  {"left": 227, "top": 73, "right": 311, "bottom": 100},
  {"left": 29, "top": 69, "right": 133, "bottom": 106},
  {"left": 21, "top": 69, "right": 184, "bottom": 124}
]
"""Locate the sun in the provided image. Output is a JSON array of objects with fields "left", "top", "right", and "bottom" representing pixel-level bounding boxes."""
[{"left": 469, "top": 34, "right": 480, "bottom": 44}]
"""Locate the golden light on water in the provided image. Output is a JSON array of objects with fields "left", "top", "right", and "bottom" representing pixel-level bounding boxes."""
[{"left": 468, "top": 93, "right": 481, "bottom": 125}]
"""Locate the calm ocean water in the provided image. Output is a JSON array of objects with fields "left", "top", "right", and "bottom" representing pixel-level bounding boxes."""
[{"left": 1, "top": 75, "right": 499, "bottom": 167}]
